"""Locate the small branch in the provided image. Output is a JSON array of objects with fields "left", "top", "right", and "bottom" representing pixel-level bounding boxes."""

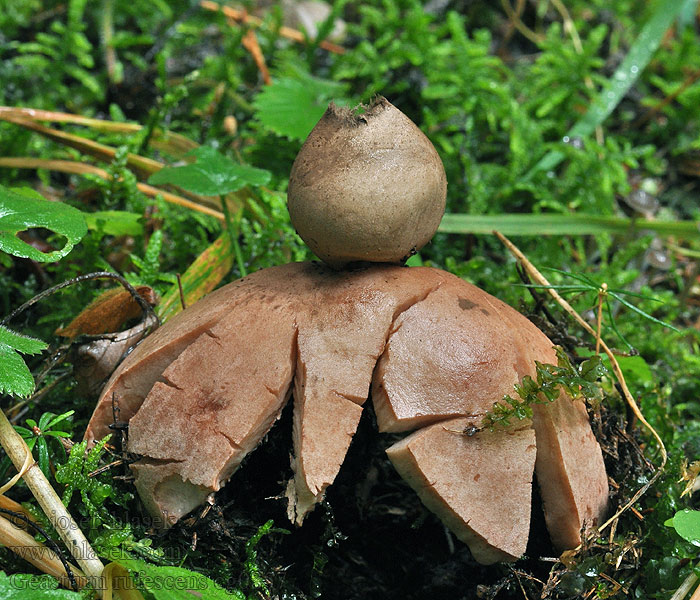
[
  {"left": 0, "top": 411, "right": 105, "bottom": 590},
  {"left": 500, "top": 0, "right": 543, "bottom": 45},
  {"left": 595, "top": 283, "right": 607, "bottom": 354},
  {"left": 0, "top": 157, "right": 225, "bottom": 221},
  {"left": 200, "top": 0, "right": 346, "bottom": 54},
  {"left": 241, "top": 29, "right": 272, "bottom": 85},
  {"left": 671, "top": 571, "right": 698, "bottom": 600},
  {"left": 495, "top": 231, "right": 667, "bottom": 535},
  {"left": 0, "top": 514, "right": 86, "bottom": 589},
  {"left": 220, "top": 196, "right": 247, "bottom": 277},
  {"left": 0, "top": 494, "right": 37, "bottom": 524},
  {"left": 0, "top": 508, "right": 80, "bottom": 590},
  {"left": 1, "top": 271, "right": 158, "bottom": 329}
]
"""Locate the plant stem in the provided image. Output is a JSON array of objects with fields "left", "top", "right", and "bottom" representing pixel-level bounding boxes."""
[
  {"left": 0, "top": 514, "right": 86, "bottom": 589},
  {"left": 0, "top": 410, "right": 104, "bottom": 590},
  {"left": 439, "top": 213, "right": 700, "bottom": 239},
  {"left": 495, "top": 231, "right": 667, "bottom": 535},
  {"left": 220, "top": 195, "right": 247, "bottom": 277},
  {"left": 671, "top": 571, "right": 698, "bottom": 600}
]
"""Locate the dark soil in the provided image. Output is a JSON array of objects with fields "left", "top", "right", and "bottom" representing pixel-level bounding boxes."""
[{"left": 140, "top": 374, "right": 646, "bottom": 600}]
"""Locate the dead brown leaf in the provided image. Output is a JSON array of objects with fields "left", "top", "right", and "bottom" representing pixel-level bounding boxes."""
[{"left": 56, "top": 286, "right": 157, "bottom": 338}]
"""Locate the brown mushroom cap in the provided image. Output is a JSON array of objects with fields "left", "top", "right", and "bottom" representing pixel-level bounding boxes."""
[
  {"left": 85, "top": 262, "right": 607, "bottom": 563},
  {"left": 287, "top": 97, "right": 447, "bottom": 268}
]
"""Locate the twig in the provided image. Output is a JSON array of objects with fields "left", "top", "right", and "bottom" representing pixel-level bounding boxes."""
[
  {"left": 690, "top": 580, "right": 700, "bottom": 600},
  {"left": 0, "top": 513, "right": 86, "bottom": 589},
  {"left": 241, "top": 29, "right": 271, "bottom": 85},
  {"left": 200, "top": 0, "right": 346, "bottom": 54},
  {"left": 8, "top": 371, "right": 72, "bottom": 418},
  {"left": 0, "top": 157, "right": 225, "bottom": 221},
  {"left": 495, "top": 231, "right": 667, "bottom": 534},
  {"left": 176, "top": 274, "right": 187, "bottom": 311},
  {"left": 632, "top": 68, "right": 700, "bottom": 129},
  {"left": 500, "top": 0, "right": 543, "bottom": 45},
  {"left": 671, "top": 572, "right": 698, "bottom": 600},
  {"left": 0, "top": 508, "right": 80, "bottom": 590},
  {"left": 1, "top": 271, "right": 157, "bottom": 329},
  {"left": 0, "top": 412, "right": 104, "bottom": 589},
  {"left": 220, "top": 195, "right": 247, "bottom": 277},
  {"left": 100, "top": 0, "right": 120, "bottom": 84},
  {"left": 0, "top": 494, "right": 38, "bottom": 524},
  {"left": 596, "top": 283, "right": 607, "bottom": 354}
]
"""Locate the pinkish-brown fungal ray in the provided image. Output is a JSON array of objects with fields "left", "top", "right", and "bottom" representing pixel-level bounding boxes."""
[
  {"left": 386, "top": 417, "right": 537, "bottom": 564},
  {"left": 287, "top": 264, "right": 441, "bottom": 523},
  {"left": 372, "top": 271, "right": 608, "bottom": 556},
  {"left": 85, "top": 262, "right": 608, "bottom": 563}
]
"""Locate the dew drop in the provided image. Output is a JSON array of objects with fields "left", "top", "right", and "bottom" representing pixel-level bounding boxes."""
[{"left": 623, "top": 189, "right": 659, "bottom": 215}]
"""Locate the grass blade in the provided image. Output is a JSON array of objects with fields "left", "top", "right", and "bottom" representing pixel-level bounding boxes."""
[
  {"left": 526, "top": 1, "right": 688, "bottom": 177},
  {"left": 540, "top": 267, "right": 599, "bottom": 287},
  {"left": 609, "top": 291, "right": 681, "bottom": 332},
  {"left": 605, "top": 296, "right": 632, "bottom": 350},
  {"left": 438, "top": 213, "right": 700, "bottom": 239}
]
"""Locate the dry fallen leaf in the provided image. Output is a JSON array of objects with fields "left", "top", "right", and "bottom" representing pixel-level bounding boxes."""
[{"left": 56, "top": 286, "right": 157, "bottom": 338}]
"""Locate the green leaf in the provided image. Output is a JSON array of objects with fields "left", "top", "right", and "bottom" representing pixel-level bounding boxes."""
[
  {"left": 665, "top": 509, "right": 700, "bottom": 547},
  {"left": 254, "top": 75, "right": 347, "bottom": 141},
  {"left": 115, "top": 559, "right": 245, "bottom": 600},
  {"left": 148, "top": 147, "right": 271, "bottom": 196},
  {"left": 0, "top": 345, "right": 36, "bottom": 398},
  {"left": 158, "top": 232, "right": 233, "bottom": 322},
  {"left": 0, "top": 185, "right": 87, "bottom": 262},
  {"left": 0, "top": 326, "right": 47, "bottom": 356},
  {"left": 0, "top": 326, "right": 48, "bottom": 398},
  {"left": 84, "top": 211, "right": 143, "bottom": 236},
  {"left": 0, "top": 572, "right": 82, "bottom": 599}
]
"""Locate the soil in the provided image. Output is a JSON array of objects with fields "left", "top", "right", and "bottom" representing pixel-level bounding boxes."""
[{"left": 143, "top": 379, "right": 645, "bottom": 600}]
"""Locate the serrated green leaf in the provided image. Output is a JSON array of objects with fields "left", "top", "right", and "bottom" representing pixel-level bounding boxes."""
[
  {"left": 0, "top": 344, "right": 36, "bottom": 398},
  {"left": 665, "top": 509, "right": 700, "bottom": 547},
  {"left": 0, "top": 326, "right": 48, "bottom": 356},
  {"left": 84, "top": 211, "right": 143, "bottom": 236},
  {"left": 0, "top": 185, "right": 87, "bottom": 262},
  {"left": 0, "top": 572, "right": 82, "bottom": 600},
  {"left": 0, "top": 327, "right": 47, "bottom": 398},
  {"left": 148, "top": 147, "right": 270, "bottom": 196},
  {"left": 115, "top": 559, "right": 245, "bottom": 600},
  {"left": 254, "top": 75, "right": 347, "bottom": 141}
]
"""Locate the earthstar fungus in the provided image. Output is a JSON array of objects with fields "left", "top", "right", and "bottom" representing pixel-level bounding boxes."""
[{"left": 86, "top": 98, "right": 607, "bottom": 565}]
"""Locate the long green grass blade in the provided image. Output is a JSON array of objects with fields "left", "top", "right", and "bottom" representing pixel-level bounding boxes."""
[
  {"left": 527, "top": 1, "right": 688, "bottom": 177},
  {"left": 609, "top": 291, "right": 681, "bottom": 332},
  {"left": 438, "top": 213, "right": 700, "bottom": 238}
]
